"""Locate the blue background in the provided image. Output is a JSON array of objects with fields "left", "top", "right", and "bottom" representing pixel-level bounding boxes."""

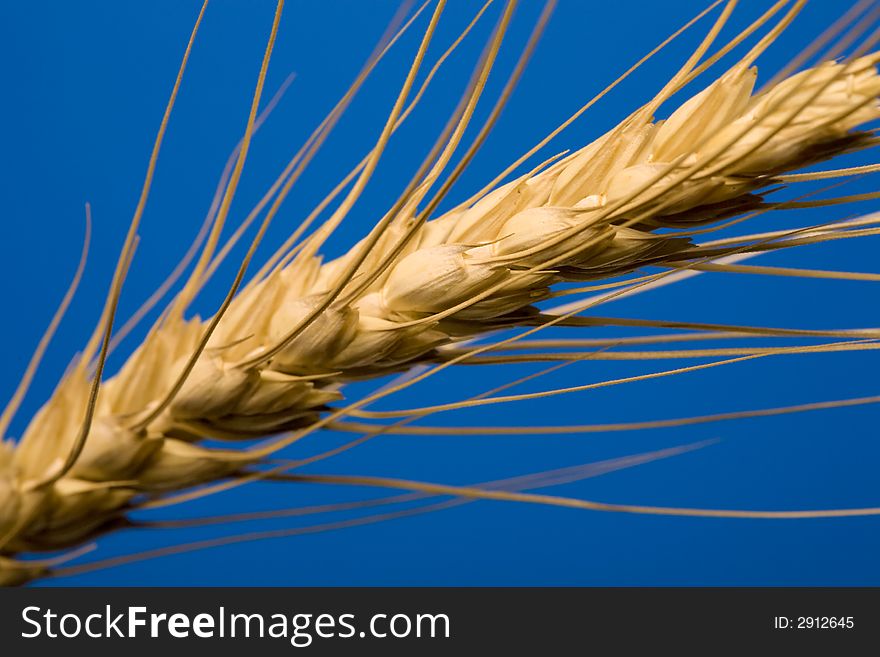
[{"left": 1, "top": 0, "right": 878, "bottom": 585}]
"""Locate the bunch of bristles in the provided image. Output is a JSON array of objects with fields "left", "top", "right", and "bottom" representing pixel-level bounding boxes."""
[{"left": 2, "top": 0, "right": 880, "bottom": 585}]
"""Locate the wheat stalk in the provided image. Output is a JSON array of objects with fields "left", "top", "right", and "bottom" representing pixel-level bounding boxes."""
[{"left": 2, "top": 0, "right": 880, "bottom": 585}]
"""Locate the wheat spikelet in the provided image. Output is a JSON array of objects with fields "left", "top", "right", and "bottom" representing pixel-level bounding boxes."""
[{"left": 2, "top": 0, "right": 880, "bottom": 585}]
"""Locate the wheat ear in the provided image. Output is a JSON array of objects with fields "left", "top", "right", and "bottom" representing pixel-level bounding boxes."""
[{"left": 2, "top": 0, "right": 880, "bottom": 585}]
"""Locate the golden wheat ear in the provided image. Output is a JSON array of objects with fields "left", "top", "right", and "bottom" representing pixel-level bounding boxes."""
[{"left": 3, "top": 0, "right": 880, "bottom": 585}]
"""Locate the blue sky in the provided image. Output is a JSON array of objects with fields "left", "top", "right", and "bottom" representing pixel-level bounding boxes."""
[{"left": 1, "top": 0, "right": 878, "bottom": 585}]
